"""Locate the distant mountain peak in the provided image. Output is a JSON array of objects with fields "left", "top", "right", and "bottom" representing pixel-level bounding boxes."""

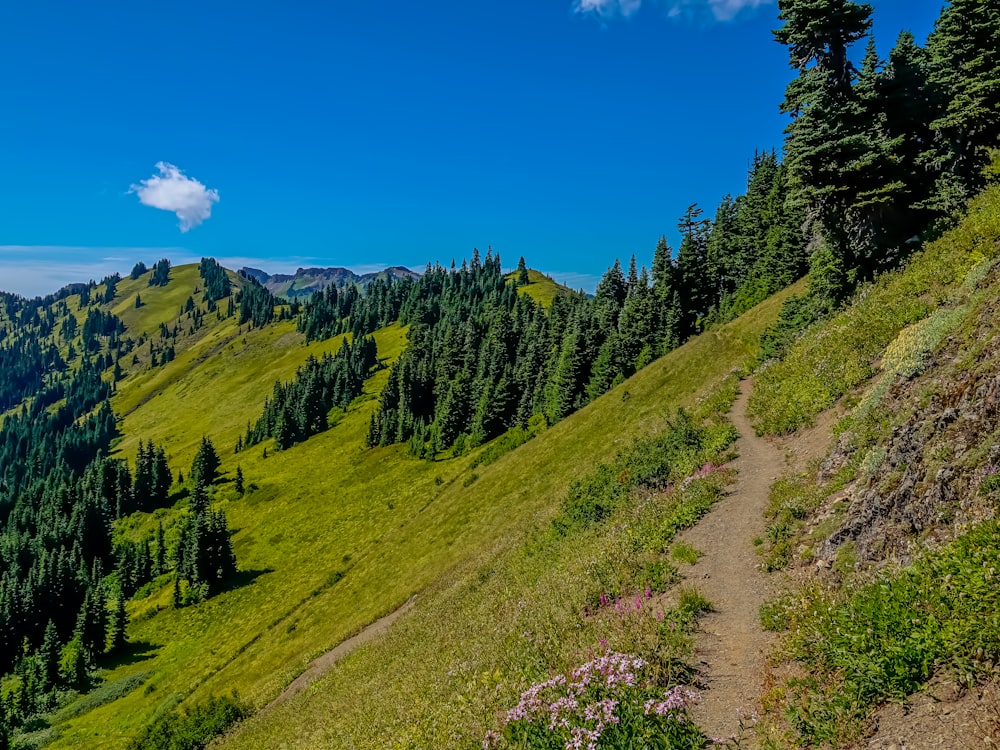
[{"left": 239, "top": 265, "right": 421, "bottom": 299}]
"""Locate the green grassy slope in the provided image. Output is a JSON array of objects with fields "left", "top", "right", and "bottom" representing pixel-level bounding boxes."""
[
  {"left": 41, "top": 267, "right": 797, "bottom": 747},
  {"left": 209, "top": 281, "right": 801, "bottom": 749},
  {"left": 749, "top": 186, "right": 1000, "bottom": 436},
  {"left": 506, "top": 268, "right": 573, "bottom": 307}
]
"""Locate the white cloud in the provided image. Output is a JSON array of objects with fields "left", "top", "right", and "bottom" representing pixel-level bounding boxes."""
[
  {"left": 130, "top": 162, "right": 220, "bottom": 232},
  {"left": 577, "top": 0, "right": 773, "bottom": 21},
  {"left": 707, "top": 0, "right": 772, "bottom": 21},
  {"left": 575, "top": 0, "right": 643, "bottom": 18}
]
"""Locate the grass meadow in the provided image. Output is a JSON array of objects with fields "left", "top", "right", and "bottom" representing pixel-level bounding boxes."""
[{"left": 40, "top": 265, "right": 794, "bottom": 747}]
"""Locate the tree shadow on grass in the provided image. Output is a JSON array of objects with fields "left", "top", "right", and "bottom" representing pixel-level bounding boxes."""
[
  {"left": 220, "top": 567, "right": 272, "bottom": 595},
  {"left": 102, "top": 639, "right": 160, "bottom": 670}
]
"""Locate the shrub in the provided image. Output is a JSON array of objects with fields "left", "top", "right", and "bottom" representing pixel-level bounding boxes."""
[
  {"left": 777, "top": 520, "right": 1000, "bottom": 745},
  {"left": 125, "top": 694, "right": 249, "bottom": 750},
  {"left": 55, "top": 671, "right": 152, "bottom": 721},
  {"left": 554, "top": 410, "right": 734, "bottom": 534}
]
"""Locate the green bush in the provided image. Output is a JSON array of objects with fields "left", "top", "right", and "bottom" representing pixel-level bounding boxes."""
[
  {"left": 55, "top": 671, "right": 152, "bottom": 721},
  {"left": 470, "top": 417, "right": 546, "bottom": 469},
  {"left": 757, "top": 294, "right": 821, "bottom": 363},
  {"left": 554, "top": 410, "right": 735, "bottom": 534},
  {"left": 126, "top": 694, "right": 249, "bottom": 750},
  {"left": 778, "top": 521, "right": 1000, "bottom": 745}
]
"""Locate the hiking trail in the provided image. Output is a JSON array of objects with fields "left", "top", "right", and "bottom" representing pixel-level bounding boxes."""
[
  {"left": 678, "top": 379, "right": 784, "bottom": 745},
  {"left": 263, "top": 596, "right": 417, "bottom": 712}
]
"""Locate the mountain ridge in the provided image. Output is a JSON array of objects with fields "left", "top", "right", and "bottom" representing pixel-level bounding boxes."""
[{"left": 240, "top": 264, "right": 421, "bottom": 299}]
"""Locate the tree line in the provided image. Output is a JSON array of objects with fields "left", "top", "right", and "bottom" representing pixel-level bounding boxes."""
[
  {"left": 0, "top": 291, "right": 239, "bottom": 741},
  {"left": 240, "top": 336, "right": 378, "bottom": 452}
]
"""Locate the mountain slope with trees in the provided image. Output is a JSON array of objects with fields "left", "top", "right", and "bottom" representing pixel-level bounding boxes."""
[{"left": 0, "top": 0, "right": 998, "bottom": 747}]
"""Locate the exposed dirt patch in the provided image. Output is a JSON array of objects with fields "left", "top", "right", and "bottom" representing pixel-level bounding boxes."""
[
  {"left": 263, "top": 596, "right": 417, "bottom": 712},
  {"left": 679, "top": 380, "right": 785, "bottom": 744},
  {"left": 774, "top": 399, "right": 843, "bottom": 475},
  {"left": 274, "top": 331, "right": 301, "bottom": 349},
  {"left": 860, "top": 677, "right": 1000, "bottom": 749}
]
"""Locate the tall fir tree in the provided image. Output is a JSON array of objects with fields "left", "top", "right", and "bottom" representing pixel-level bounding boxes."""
[
  {"left": 924, "top": 0, "right": 1000, "bottom": 213},
  {"left": 775, "top": 0, "right": 875, "bottom": 288}
]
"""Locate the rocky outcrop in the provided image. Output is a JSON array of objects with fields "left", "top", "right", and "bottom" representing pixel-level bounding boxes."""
[{"left": 817, "top": 316, "right": 1000, "bottom": 567}]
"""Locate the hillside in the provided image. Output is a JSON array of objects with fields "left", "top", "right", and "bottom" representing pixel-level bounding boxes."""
[
  {"left": 29, "top": 267, "right": 793, "bottom": 749},
  {"left": 3, "top": 189, "right": 1000, "bottom": 747},
  {"left": 2, "top": 0, "right": 998, "bottom": 744},
  {"left": 746, "top": 184, "right": 1000, "bottom": 747},
  {"left": 0, "top": 240, "right": 797, "bottom": 750},
  {"left": 506, "top": 268, "right": 574, "bottom": 307}
]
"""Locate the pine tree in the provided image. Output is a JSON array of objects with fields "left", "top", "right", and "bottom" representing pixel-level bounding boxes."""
[
  {"left": 626, "top": 254, "right": 640, "bottom": 293},
  {"left": 774, "top": 0, "right": 872, "bottom": 95},
  {"left": 151, "top": 444, "right": 172, "bottom": 506},
  {"left": 926, "top": 0, "right": 1000, "bottom": 189},
  {"left": 39, "top": 621, "right": 60, "bottom": 693},
  {"left": 235, "top": 466, "right": 244, "bottom": 496},
  {"left": 593, "top": 260, "right": 628, "bottom": 333},
  {"left": 705, "top": 194, "right": 740, "bottom": 312},
  {"left": 366, "top": 413, "right": 381, "bottom": 448},
  {"left": 516, "top": 256, "right": 529, "bottom": 286},
  {"left": 651, "top": 236, "right": 675, "bottom": 297},
  {"left": 107, "top": 595, "right": 127, "bottom": 652},
  {"left": 775, "top": 0, "right": 876, "bottom": 285},
  {"left": 883, "top": 31, "right": 935, "bottom": 208},
  {"left": 59, "top": 636, "right": 89, "bottom": 690},
  {"left": 675, "top": 204, "right": 712, "bottom": 335},
  {"left": 191, "top": 436, "right": 220, "bottom": 486}
]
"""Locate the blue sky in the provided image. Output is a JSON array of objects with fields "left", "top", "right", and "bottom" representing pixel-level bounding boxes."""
[{"left": 0, "top": 0, "right": 943, "bottom": 296}]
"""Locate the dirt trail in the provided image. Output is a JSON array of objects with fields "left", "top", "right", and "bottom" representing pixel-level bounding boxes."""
[
  {"left": 679, "top": 380, "right": 783, "bottom": 744},
  {"left": 263, "top": 596, "right": 417, "bottom": 712}
]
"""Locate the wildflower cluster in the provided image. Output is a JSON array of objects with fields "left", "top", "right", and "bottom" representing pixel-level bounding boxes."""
[
  {"left": 679, "top": 462, "right": 725, "bottom": 491},
  {"left": 587, "top": 587, "right": 655, "bottom": 619},
  {"left": 486, "top": 652, "right": 702, "bottom": 750}
]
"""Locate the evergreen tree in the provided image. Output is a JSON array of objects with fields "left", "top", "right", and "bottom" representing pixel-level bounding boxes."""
[
  {"left": 191, "top": 436, "right": 220, "bottom": 486},
  {"left": 675, "top": 204, "right": 712, "bottom": 335},
  {"left": 59, "top": 636, "right": 89, "bottom": 690},
  {"left": 148, "top": 258, "right": 171, "bottom": 287},
  {"left": 516, "top": 256, "right": 529, "bottom": 286},
  {"left": 882, "top": 31, "right": 936, "bottom": 217},
  {"left": 173, "top": 482, "right": 238, "bottom": 603},
  {"left": 926, "top": 0, "right": 1000, "bottom": 192},
  {"left": 775, "top": 0, "right": 876, "bottom": 287},
  {"left": 651, "top": 236, "right": 675, "bottom": 296},
  {"left": 38, "top": 621, "right": 60, "bottom": 693},
  {"left": 107, "top": 594, "right": 127, "bottom": 653}
]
